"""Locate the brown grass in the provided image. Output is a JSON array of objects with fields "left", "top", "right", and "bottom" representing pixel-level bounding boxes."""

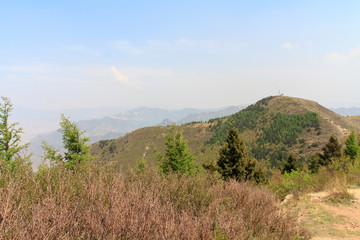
[
  {"left": 0, "top": 161, "right": 310, "bottom": 239},
  {"left": 324, "top": 174, "right": 354, "bottom": 204}
]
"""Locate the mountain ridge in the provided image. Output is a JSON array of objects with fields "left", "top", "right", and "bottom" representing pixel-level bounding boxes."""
[
  {"left": 91, "top": 96, "right": 360, "bottom": 169},
  {"left": 29, "top": 105, "right": 244, "bottom": 167}
]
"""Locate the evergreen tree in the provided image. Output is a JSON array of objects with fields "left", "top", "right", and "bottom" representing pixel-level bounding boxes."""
[
  {"left": 0, "top": 97, "right": 29, "bottom": 167},
  {"left": 217, "top": 123, "right": 267, "bottom": 183},
  {"left": 320, "top": 135, "right": 341, "bottom": 166},
  {"left": 217, "top": 123, "right": 248, "bottom": 179},
  {"left": 42, "top": 114, "right": 92, "bottom": 169},
  {"left": 344, "top": 130, "right": 358, "bottom": 161},
  {"left": 156, "top": 125, "right": 195, "bottom": 175},
  {"left": 282, "top": 153, "right": 299, "bottom": 174},
  {"left": 238, "top": 157, "right": 268, "bottom": 184},
  {"left": 308, "top": 153, "right": 322, "bottom": 173}
]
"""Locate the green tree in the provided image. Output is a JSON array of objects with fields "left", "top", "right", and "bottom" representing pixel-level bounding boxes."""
[
  {"left": 344, "top": 130, "right": 358, "bottom": 161},
  {"left": 308, "top": 136, "right": 344, "bottom": 173},
  {"left": 156, "top": 125, "right": 195, "bottom": 175},
  {"left": 42, "top": 114, "right": 92, "bottom": 169},
  {"left": 217, "top": 124, "right": 248, "bottom": 179},
  {"left": 217, "top": 123, "right": 267, "bottom": 183},
  {"left": 282, "top": 153, "right": 299, "bottom": 174},
  {"left": 320, "top": 135, "right": 341, "bottom": 166},
  {"left": 308, "top": 153, "right": 322, "bottom": 173},
  {"left": 0, "top": 97, "right": 29, "bottom": 167}
]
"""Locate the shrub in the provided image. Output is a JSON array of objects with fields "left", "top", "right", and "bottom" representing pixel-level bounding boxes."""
[
  {"left": 346, "top": 156, "right": 360, "bottom": 186},
  {"left": 324, "top": 174, "right": 354, "bottom": 204},
  {"left": 0, "top": 160, "right": 310, "bottom": 239},
  {"left": 270, "top": 170, "right": 315, "bottom": 199}
]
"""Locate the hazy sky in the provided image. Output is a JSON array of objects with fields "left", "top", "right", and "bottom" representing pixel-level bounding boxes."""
[{"left": 1, "top": 0, "right": 360, "bottom": 110}]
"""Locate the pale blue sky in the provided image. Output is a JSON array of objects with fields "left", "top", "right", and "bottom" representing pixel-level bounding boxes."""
[{"left": 1, "top": 1, "right": 360, "bottom": 110}]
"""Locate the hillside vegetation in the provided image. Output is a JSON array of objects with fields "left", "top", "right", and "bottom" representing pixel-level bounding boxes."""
[
  {"left": 1, "top": 95, "right": 360, "bottom": 239},
  {"left": 91, "top": 96, "right": 359, "bottom": 169},
  {"left": 30, "top": 106, "right": 243, "bottom": 168},
  {"left": 0, "top": 161, "right": 312, "bottom": 239}
]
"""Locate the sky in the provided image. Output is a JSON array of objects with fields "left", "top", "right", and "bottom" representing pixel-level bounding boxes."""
[{"left": 1, "top": 0, "right": 360, "bottom": 110}]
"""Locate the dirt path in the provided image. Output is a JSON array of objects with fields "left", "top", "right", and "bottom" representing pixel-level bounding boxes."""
[{"left": 298, "top": 188, "right": 360, "bottom": 239}]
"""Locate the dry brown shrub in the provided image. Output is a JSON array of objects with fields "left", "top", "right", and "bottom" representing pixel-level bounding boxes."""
[
  {"left": 0, "top": 161, "right": 310, "bottom": 239},
  {"left": 324, "top": 174, "right": 354, "bottom": 204}
]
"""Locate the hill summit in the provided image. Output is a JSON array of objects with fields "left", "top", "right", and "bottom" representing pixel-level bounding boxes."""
[{"left": 91, "top": 96, "right": 360, "bottom": 169}]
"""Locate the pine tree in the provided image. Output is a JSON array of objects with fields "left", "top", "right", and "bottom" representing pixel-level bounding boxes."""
[
  {"left": 42, "top": 114, "right": 92, "bottom": 169},
  {"left": 156, "top": 125, "right": 195, "bottom": 175},
  {"left": 308, "top": 153, "right": 322, "bottom": 173},
  {"left": 217, "top": 123, "right": 248, "bottom": 179},
  {"left": 320, "top": 135, "right": 341, "bottom": 166},
  {"left": 217, "top": 123, "right": 267, "bottom": 183},
  {"left": 344, "top": 130, "right": 358, "bottom": 161},
  {"left": 0, "top": 97, "right": 29, "bottom": 167},
  {"left": 282, "top": 153, "right": 299, "bottom": 174}
]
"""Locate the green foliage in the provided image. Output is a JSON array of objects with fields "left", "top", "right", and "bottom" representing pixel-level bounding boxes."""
[
  {"left": 347, "top": 156, "right": 360, "bottom": 186},
  {"left": 308, "top": 136, "right": 342, "bottom": 173},
  {"left": 207, "top": 95, "right": 319, "bottom": 169},
  {"left": 344, "top": 130, "right": 359, "bottom": 161},
  {"left": 271, "top": 170, "right": 315, "bottom": 199},
  {"left": 282, "top": 153, "right": 299, "bottom": 174},
  {"left": 208, "top": 98, "right": 271, "bottom": 145},
  {"left": 135, "top": 157, "right": 147, "bottom": 174},
  {"left": 0, "top": 97, "right": 30, "bottom": 168},
  {"left": 308, "top": 153, "right": 322, "bottom": 173},
  {"left": 272, "top": 160, "right": 360, "bottom": 200},
  {"left": 217, "top": 124, "right": 267, "bottom": 184},
  {"left": 328, "top": 156, "right": 353, "bottom": 172},
  {"left": 217, "top": 124, "right": 247, "bottom": 179},
  {"left": 41, "top": 141, "right": 63, "bottom": 165},
  {"left": 156, "top": 126, "right": 196, "bottom": 175},
  {"left": 99, "top": 139, "right": 110, "bottom": 149},
  {"left": 261, "top": 112, "right": 319, "bottom": 146},
  {"left": 109, "top": 141, "right": 117, "bottom": 154},
  {"left": 320, "top": 135, "right": 342, "bottom": 166},
  {"left": 42, "top": 114, "right": 92, "bottom": 169},
  {"left": 252, "top": 112, "right": 319, "bottom": 168}
]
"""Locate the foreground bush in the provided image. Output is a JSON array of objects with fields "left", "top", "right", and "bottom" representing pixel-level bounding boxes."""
[
  {"left": 0, "top": 162, "right": 310, "bottom": 239},
  {"left": 270, "top": 156, "right": 360, "bottom": 204}
]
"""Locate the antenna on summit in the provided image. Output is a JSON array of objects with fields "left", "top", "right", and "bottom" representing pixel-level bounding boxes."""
[{"left": 278, "top": 90, "right": 284, "bottom": 96}]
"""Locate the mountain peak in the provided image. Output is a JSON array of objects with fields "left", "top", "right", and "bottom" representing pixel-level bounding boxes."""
[{"left": 91, "top": 96, "right": 360, "bottom": 170}]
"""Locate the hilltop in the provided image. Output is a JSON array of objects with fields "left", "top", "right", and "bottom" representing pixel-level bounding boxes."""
[{"left": 91, "top": 96, "right": 360, "bottom": 169}]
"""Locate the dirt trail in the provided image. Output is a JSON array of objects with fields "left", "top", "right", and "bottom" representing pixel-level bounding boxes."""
[{"left": 299, "top": 188, "right": 360, "bottom": 240}]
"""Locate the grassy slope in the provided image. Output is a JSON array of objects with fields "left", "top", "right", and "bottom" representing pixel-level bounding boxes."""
[
  {"left": 91, "top": 96, "right": 360, "bottom": 169},
  {"left": 347, "top": 116, "right": 360, "bottom": 129},
  {"left": 91, "top": 123, "right": 219, "bottom": 169}
]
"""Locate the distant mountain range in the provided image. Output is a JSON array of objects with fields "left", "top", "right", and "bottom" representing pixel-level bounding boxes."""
[
  {"left": 13, "top": 106, "right": 126, "bottom": 142},
  {"left": 29, "top": 105, "right": 245, "bottom": 168},
  {"left": 331, "top": 107, "right": 360, "bottom": 117}
]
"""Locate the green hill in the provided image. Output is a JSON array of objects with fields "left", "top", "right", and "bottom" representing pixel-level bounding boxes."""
[{"left": 91, "top": 96, "right": 360, "bottom": 169}]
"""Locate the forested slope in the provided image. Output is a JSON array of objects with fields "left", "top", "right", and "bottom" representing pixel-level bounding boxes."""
[{"left": 91, "top": 96, "right": 359, "bottom": 169}]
